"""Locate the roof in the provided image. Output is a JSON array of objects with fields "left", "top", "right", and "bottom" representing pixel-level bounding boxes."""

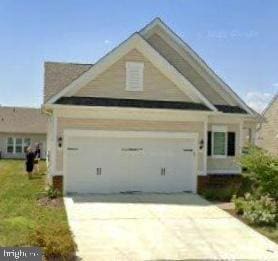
[
  {"left": 55, "top": 97, "right": 211, "bottom": 111},
  {"left": 214, "top": 105, "right": 247, "bottom": 114},
  {"left": 0, "top": 107, "right": 48, "bottom": 134},
  {"left": 44, "top": 62, "right": 93, "bottom": 102},
  {"left": 261, "top": 93, "right": 278, "bottom": 116},
  {"left": 43, "top": 18, "right": 254, "bottom": 116}
]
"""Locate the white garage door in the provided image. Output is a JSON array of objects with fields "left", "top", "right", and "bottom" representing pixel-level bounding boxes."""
[{"left": 64, "top": 131, "right": 197, "bottom": 194}]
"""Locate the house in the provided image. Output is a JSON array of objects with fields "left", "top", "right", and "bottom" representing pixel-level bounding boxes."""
[
  {"left": 43, "top": 18, "right": 259, "bottom": 194},
  {"left": 0, "top": 107, "right": 47, "bottom": 159},
  {"left": 256, "top": 94, "right": 278, "bottom": 155}
]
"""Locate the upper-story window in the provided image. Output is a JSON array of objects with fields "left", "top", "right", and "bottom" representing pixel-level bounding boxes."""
[{"left": 125, "top": 62, "right": 144, "bottom": 91}]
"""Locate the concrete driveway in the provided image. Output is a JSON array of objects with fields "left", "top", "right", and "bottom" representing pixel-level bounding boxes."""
[{"left": 64, "top": 193, "right": 278, "bottom": 260}]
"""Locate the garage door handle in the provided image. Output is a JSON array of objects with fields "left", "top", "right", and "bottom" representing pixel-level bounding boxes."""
[
  {"left": 96, "top": 168, "right": 102, "bottom": 175},
  {"left": 161, "top": 168, "right": 166, "bottom": 176}
]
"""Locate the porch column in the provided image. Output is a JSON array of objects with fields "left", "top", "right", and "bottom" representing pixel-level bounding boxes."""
[{"left": 203, "top": 118, "right": 208, "bottom": 176}]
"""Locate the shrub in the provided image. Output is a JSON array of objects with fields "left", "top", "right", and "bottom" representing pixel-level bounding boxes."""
[
  {"left": 232, "top": 195, "right": 245, "bottom": 215},
  {"left": 46, "top": 186, "right": 61, "bottom": 199},
  {"left": 29, "top": 223, "right": 76, "bottom": 259},
  {"left": 239, "top": 146, "right": 278, "bottom": 199},
  {"left": 243, "top": 195, "right": 277, "bottom": 226},
  {"left": 201, "top": 185, "right": 238, "bottom": 202},
  {"left": 233, "top": 193, "right": 277, "bottom": 226}
]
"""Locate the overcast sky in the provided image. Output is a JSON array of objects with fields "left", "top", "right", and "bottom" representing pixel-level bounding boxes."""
[{"left": 0, "top": 0, "right": 277, "bottom": 112}]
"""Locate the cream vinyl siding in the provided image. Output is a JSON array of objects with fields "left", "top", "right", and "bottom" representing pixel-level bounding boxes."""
[
  {"left": 0, "top": 133, "right": 46, "bottom": 159},
  {"left": 146, "top": 32, "right": 233, "bottom": 106},
  {"left": 256, "top": 99, "right": 278, "bottom": 155},
  {"left": 56, "top": 118, "right": 204, "bottom": 172},
  {"left": 207, "top": 123, "right": 241, "bottom": 173},
  {"left": 75, "top": 49, "right": 192, "bottom": 102}
]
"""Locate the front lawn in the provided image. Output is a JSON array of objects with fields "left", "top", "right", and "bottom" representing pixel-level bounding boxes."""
[
  {"left": 220, "top": 206, "right": 278, "bottom": 244},
  {"left": 0, "top": 160, "right": 76, "bottom": 259}
]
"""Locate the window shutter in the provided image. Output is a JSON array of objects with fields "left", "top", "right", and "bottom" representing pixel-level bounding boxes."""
[
  {"left": 227, "top": 132, "right": 236, "bottom": 156},
  {"left": 207, "top": 131, "right": 211, "bottom": 156}
]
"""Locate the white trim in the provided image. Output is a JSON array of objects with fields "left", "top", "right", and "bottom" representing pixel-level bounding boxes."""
[
  {"left": 63, "top": 129, "right": 199, "bottom": 194},
  {"left": 212, "top": 125, "right": 227, "bottom": 132},
  {"left": 203, "top": 118, "right": 208, "bottom": 176},
  {"left": 45, "top": 104, "right": 210, "bottom": 122},
  {"left": 46, "top": 33, "right": 216, "bottom": 111},
  {"left": 140, "top": 18, "right": 255, "bottom": 116},
  {"left": 64, "top": 129, "right": 199, "bottom": 140},
  {"left": 50, "top": 113, "right": 57, "bottom": 177},
  {"left": 239, "top": 120, "right": 244, "bottom": 174},
  {"left": 207, "top": 170, "right": 241, "bottom": 174}
]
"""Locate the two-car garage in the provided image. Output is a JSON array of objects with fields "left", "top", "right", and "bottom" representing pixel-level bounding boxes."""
[{"left": 64, "top": 130, "right": 198, "bottom": 194}]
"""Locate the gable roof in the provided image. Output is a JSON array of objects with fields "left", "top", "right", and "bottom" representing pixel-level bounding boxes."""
[
  {"left": 44, "top": 62, "right": 92, "bottom": 102},
  {"left": 43, "top": 18, "right": 255, "bottom": 116},
  {"left": 261, "top": 93, "right": 278, "bottom": 116},
  {"left": 140, "top": 18, "right": 255, "bottom": 115},
  {"left": 0, "top": 107, "right": 48, "bottom": 134},
  {"left": 45, "top": 33, "right": 217, "bottom": 111}
]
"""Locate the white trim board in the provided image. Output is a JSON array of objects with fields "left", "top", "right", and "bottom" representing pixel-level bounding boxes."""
[
  {"left": 140, "top": 18, "right": 255, "bottom": 116},
  {"left": 64, "top": 129, "right": 199, "bottom": 140},
  {"left": 207, "top": 170, "right": 241, "bottom": 174},
  {"left": 46, "top": 33, "right": 216, "bottom": 111}
]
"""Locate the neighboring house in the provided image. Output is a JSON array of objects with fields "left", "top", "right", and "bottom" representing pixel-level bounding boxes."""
[
  {"left": 43, "top": 18, "right": 259, "bottom": 194},
  {"left": 256, "top": 94, "right": 278, "bottom": 155},
  {"left": 0, "top": 107, "right": 47, "bottom": 159}
]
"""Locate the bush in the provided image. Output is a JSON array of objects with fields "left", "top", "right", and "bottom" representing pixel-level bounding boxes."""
[
  {"left": 239, "top": 146, "right": 278, "bottom": 199},
  {"left": 46, "top": 186, "right": 61, "bottom": 199},
  {"left": 233, "top": 193, "right": 277, "bottom": 226},
  {"left": 29, "top": 224, "right": 76, "bottom": 259},
  {"left": 232, "top": 195, "right": 245, "bottom": 215},
  {"left": 201, "top": 185, "right": 238, "bottom": 202}
]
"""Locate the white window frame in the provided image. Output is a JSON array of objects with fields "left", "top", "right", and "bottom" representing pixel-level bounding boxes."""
[
  {"left": 6, "top": 137, "right": 32, "bottom": 154},
  {"left": 125, "top": 62, "right": 144, "bottom": 91},
  {"left": 7, "top": 137, "right": 15, "bottom": 154},
  {"left": 211, "top": 125, "right": 227, "bottom": 158}
]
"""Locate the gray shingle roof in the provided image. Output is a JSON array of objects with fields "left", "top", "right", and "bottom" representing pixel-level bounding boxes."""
[
  {"left": 0, "top": 107, "right": 47, "bottom": 134},
  {"left": 44, "top": 62, "right": 93, "bottom": 102}
]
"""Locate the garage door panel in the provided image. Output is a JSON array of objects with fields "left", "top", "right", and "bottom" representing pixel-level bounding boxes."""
[{"left": 65, "top": 135, "right": 196, "bottom": 193}]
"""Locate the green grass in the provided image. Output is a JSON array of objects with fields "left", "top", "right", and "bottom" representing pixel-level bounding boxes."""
[
  {"left": 223, "top": 209, "right": 278, "bottom": 245},
  {"left": 255, "top": 226, "right": 278, "bottom": 244},
  {"left": 0, "top": 160, "right": 75, "bottom": 258}
]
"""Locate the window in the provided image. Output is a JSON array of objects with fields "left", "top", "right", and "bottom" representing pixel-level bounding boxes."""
[
  {"left": 207, "top": 127, "right": 236, "bottom": 157},
  {"left": 15, "top": 138, "right": 23, "bottom": 153},
  {"left": 126, "top": 62, "right": 144, "bottom": 91},
  {"left": 212, "top": 126, "right": 227, "bottom": 158},
  {"left": 24, "top": 138, "right": 31, "bottom": 153},
  {"left": 213, "top": 132, "right": 226, "bottom": 156},
  {"left": 7, "top": 137, "right": 14, "bottom": 153},
  {"left": 6, "top": 137, "right": 31, "bottom": 154}
]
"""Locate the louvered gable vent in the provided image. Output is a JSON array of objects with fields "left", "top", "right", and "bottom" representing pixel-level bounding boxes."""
[{"left": 126, "top": 62, "right": 144, "bottom": 91}]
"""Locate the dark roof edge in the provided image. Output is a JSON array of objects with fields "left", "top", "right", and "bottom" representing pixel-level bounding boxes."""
[{"left": 55, "top": 96, "right": 211, "bottom": 111}]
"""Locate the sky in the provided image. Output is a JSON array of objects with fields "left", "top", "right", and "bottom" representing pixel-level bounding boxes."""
[{"left": 0, "top": 0, "right": 277, "bottom": 112}]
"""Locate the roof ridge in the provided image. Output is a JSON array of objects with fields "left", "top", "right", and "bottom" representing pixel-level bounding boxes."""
[
  {"left": 261, "top": 92, "right": 278, "bottom": 116},
  {"left": 45, "top": 61, "right": 94, "bottom": 66}
]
